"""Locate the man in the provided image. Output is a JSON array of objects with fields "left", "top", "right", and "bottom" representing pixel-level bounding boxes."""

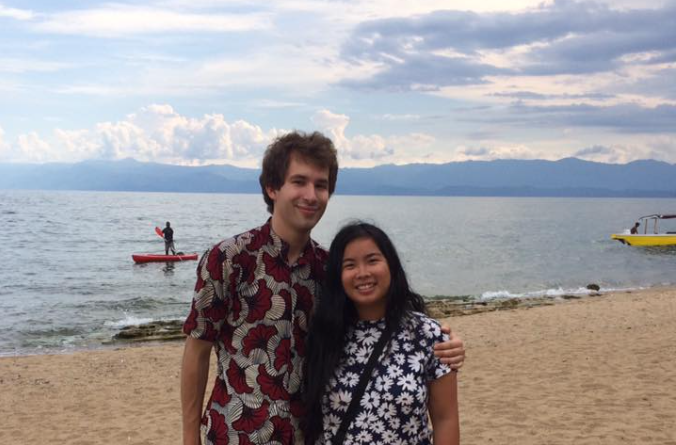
[
  {"left": 162, "top": 221, "right": 176, "bottom": 255},
  {"left": 630, "top": 222, "right": 640, "bottom": 234},
  {"left": 181, "top": 131, "right": 465, "bottom": 445}
]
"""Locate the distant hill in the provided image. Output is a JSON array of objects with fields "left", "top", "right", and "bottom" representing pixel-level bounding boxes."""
[{"left": 1, "top": 157, "right": 675, "bottom": 197}]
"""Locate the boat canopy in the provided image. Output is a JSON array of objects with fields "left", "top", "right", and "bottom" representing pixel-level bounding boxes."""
[
  {"left": 633, "top": 214, "right": 676, "bottom": 235},
  {"left": 638, "top": 214, "right": 676, "bottom": 220}
]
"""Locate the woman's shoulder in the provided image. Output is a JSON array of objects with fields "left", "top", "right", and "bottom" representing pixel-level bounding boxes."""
[
  {"left": 406, "top": 310, "right": 441, "bottom": 326},
  {"left": 402, "top": 311, "right": 445, "bottom": 340}
]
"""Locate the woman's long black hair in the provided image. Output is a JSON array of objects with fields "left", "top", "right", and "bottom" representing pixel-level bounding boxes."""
[{"left": 302, "top": 221, "right": 426, "bottom": 444}]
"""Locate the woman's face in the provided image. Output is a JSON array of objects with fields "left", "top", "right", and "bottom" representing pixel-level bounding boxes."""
[{"left": 341, "top": 237, "right": 391, "bottom": 320}]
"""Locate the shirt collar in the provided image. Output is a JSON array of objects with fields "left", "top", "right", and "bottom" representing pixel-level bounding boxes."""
[{"left": 264, "top": 218, "right": 318, "bottom": 266}]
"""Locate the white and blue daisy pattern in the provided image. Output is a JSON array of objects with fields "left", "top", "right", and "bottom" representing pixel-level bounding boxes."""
[{"left": 317, "top": 312, "right": 452, "bottom": 445}]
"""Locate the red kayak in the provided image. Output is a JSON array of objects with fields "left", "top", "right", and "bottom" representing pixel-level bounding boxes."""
[{"left": 132, "top": 253, "right": 199, "bottom": 263}]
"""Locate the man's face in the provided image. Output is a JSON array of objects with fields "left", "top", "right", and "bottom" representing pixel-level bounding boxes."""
[{"left": 266, "top": 154, "right": 330, "bottom": 237}]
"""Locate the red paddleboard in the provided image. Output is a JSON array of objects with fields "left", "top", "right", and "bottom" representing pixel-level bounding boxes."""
[{"left": 132, "top": 253, "right": 198, "bottom": 263}]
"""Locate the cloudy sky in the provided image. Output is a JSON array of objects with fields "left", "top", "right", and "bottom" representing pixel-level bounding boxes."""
[{"left": 1, "top": 0, "right": 675, "bottom": 167}]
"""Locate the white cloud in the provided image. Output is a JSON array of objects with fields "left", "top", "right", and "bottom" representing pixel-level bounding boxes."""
[
  {"left": 269, "top": 0, "right": 551, "bottom": 23},
  {"left": 0, "top": 126, "right": 6, "bottom": 149},
  {"left": 455, "top": 143, "right": 545, "bottom": 162},
  {"left": 55, "top": 128, "right": 107, "bottom": 161},
  {"left": 311, "top": 109, "right": 394, "bottom": 164},
  {"left": 16, "top": 132, "right": 52, "bottom": 163},
  {"left": 32, "top": 5, "right": 271, "bottom": 37},
  {"left": 0, "top": 126, "right": 18, "bottom": 162},
  {"left": 4, "top": 103, "right": 675, "bottom": 168},
  {"left": 646, "top": 135, "right": 676, "bottom": 163},
  {"left": 387, "top": 133, "right": 435, "bottom": 152},
  {"left": 377, "top": 113, "right": 422, "bottom": 121},
  {"left": 0, "top": 126, "right": 31, "bottom": 162},
  {"left": 0, "top": 57, "right": 70, "bottom": 73},
  {"left": 582, "top": 135, "right": 676, "bottom": 164},
  {"left": 311, "top": 109, "right": 351, "bottom": 152},
  {"left": 53, "top": 85, "right": 123, "bottom": 96},
  {"left": 165, "top": 0, "right": 553, "bottom": 17},
  {"left": 311, "top": 109, "right": 441, "bottom": 166},
  {"left": 253, "top": 99, "right": 306, "bottom": 109},
  {"left": 3, "top": 106, "right": 440, "bottom": 167},
  {"left": 122, "top": 105, "right": 278, "bottom": 164},
  {"left": 52, "top": 45, "right": 367, "bottom": 97},
  {"left": 573, "top": 143, "right": 661, "bottom": 164},
  {"left": 6, "top": 104, "right": 283, "bottom": 167},
  {"left": 452, "top": 131, "right": 676, "bottom": 164},
  {"left": 0, "top": 4, "right": 34, "bottom": 20},
  {"left": 349, "top": 134, "right": 392, "bottom": 161}
]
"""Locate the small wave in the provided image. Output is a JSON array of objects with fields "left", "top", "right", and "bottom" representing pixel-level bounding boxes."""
[
  {"left": 480, "top": 290, "right": 521, "bottom": 300},
  {"left": 479, "top": 285, "right": 644, "bottom": 301},
  {"left": 105, "top": 315, "right": 156, "bottom": 329},
  {"left": 104, "top": 315, "right": 183, "bottom": 329},
  {"left": 74, "top": 296, "right": 187, "bottom": 311},
  {"left": 640, "top": 246, "right": 676, "bottom": 256},
  {"left": 22, "top": 326, "right": 84, "bottom": 338}
]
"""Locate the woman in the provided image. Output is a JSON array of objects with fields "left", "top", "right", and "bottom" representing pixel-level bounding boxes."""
[{"left": 304, "top": 222, "right": 459, "bottom": 444}]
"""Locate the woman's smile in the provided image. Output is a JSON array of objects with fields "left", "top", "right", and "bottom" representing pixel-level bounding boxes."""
[{"left": 341, "top": 237, "right": 391, "bottom": 320}]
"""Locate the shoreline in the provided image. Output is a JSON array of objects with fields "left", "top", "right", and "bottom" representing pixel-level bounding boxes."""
[
  {"left": 0, "top": 283, "right": 668, "bottom": 358},
  {"left": 1, "top": 286, "right": 675, "bottom": 444}
]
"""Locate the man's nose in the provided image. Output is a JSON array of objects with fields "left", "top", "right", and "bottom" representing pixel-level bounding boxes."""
[{"left": 302, "top": 184, "right": 319, "bottom": 202}]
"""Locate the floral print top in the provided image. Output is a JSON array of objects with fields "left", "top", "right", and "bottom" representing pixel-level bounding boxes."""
[
  {"left": 183, "top": 220, "right": 327, "bottom": 445},
  {"left": 317, "top": 312, "right": 451, "bottom": 445}
]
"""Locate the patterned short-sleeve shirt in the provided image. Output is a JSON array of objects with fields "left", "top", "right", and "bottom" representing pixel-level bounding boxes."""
[
  {"left": 183, "top": 220, "right": 327, "bottom": 445},
  {"left": 317, "top": 312, "right": 452, "bottom": 445}
]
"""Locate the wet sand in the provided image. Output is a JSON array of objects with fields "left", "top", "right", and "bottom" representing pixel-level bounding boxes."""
[{"left": 1, "top": 287, "right": 675, "bottom": 444}]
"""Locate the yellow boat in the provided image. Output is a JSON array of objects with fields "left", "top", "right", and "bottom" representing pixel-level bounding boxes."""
[{"left": 611, "top": 214, "right": 676, "bottom": 246}]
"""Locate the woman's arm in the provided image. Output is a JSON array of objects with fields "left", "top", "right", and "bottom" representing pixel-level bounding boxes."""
[{"left": 428, "top": 371, "right": 459, "bottom": 445}]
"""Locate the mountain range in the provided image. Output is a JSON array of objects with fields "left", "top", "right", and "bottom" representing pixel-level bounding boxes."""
[{"left": 1, "top": 157, "right": 675, "bottom": 197}]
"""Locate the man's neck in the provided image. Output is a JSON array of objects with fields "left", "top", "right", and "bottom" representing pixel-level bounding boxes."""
[{"left": 270, "top": 216, "right": 311, "bottom": 264}]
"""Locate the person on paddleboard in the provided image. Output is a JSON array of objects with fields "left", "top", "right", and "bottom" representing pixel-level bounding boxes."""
[
  {"left": 162, "top": 222, "right": 176, "bottom": 255},
  {"left": 180, "top": 131, "right": 466, "bottom": 445}
]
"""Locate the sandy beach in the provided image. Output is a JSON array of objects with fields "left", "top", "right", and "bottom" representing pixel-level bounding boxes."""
[{"left": 1, "top": 287, "right": 675, "bottom": 445}]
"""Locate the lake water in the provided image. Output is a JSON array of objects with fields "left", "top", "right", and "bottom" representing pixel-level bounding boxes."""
[{"left": 2, "top": 190, "right": 676, "bottom": 355}]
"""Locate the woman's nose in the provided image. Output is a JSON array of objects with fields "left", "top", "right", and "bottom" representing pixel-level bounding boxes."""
[{"left": 355, "top": 264, "right": 369, "bottom": 277}]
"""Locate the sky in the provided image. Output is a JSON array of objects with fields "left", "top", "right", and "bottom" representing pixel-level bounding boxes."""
[{"left": 1, "top": 0, "right": 675, "bottom": 168}]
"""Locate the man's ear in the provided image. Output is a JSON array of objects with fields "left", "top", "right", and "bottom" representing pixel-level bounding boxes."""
[{"left": 265, "top": 186, "right": 277, "bottom": 201}]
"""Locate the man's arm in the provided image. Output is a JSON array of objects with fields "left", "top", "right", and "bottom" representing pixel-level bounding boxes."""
[
  {"left": 435, "top": 327, "right": 465, "bottom": 369},
  {"left": 181, "top": 337, "right": 213, "bottom": 445}
]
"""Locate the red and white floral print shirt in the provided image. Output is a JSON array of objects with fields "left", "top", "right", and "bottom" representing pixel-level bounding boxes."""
[{"left": 183, "top": 220, "right": 327, "bottom": 445}]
